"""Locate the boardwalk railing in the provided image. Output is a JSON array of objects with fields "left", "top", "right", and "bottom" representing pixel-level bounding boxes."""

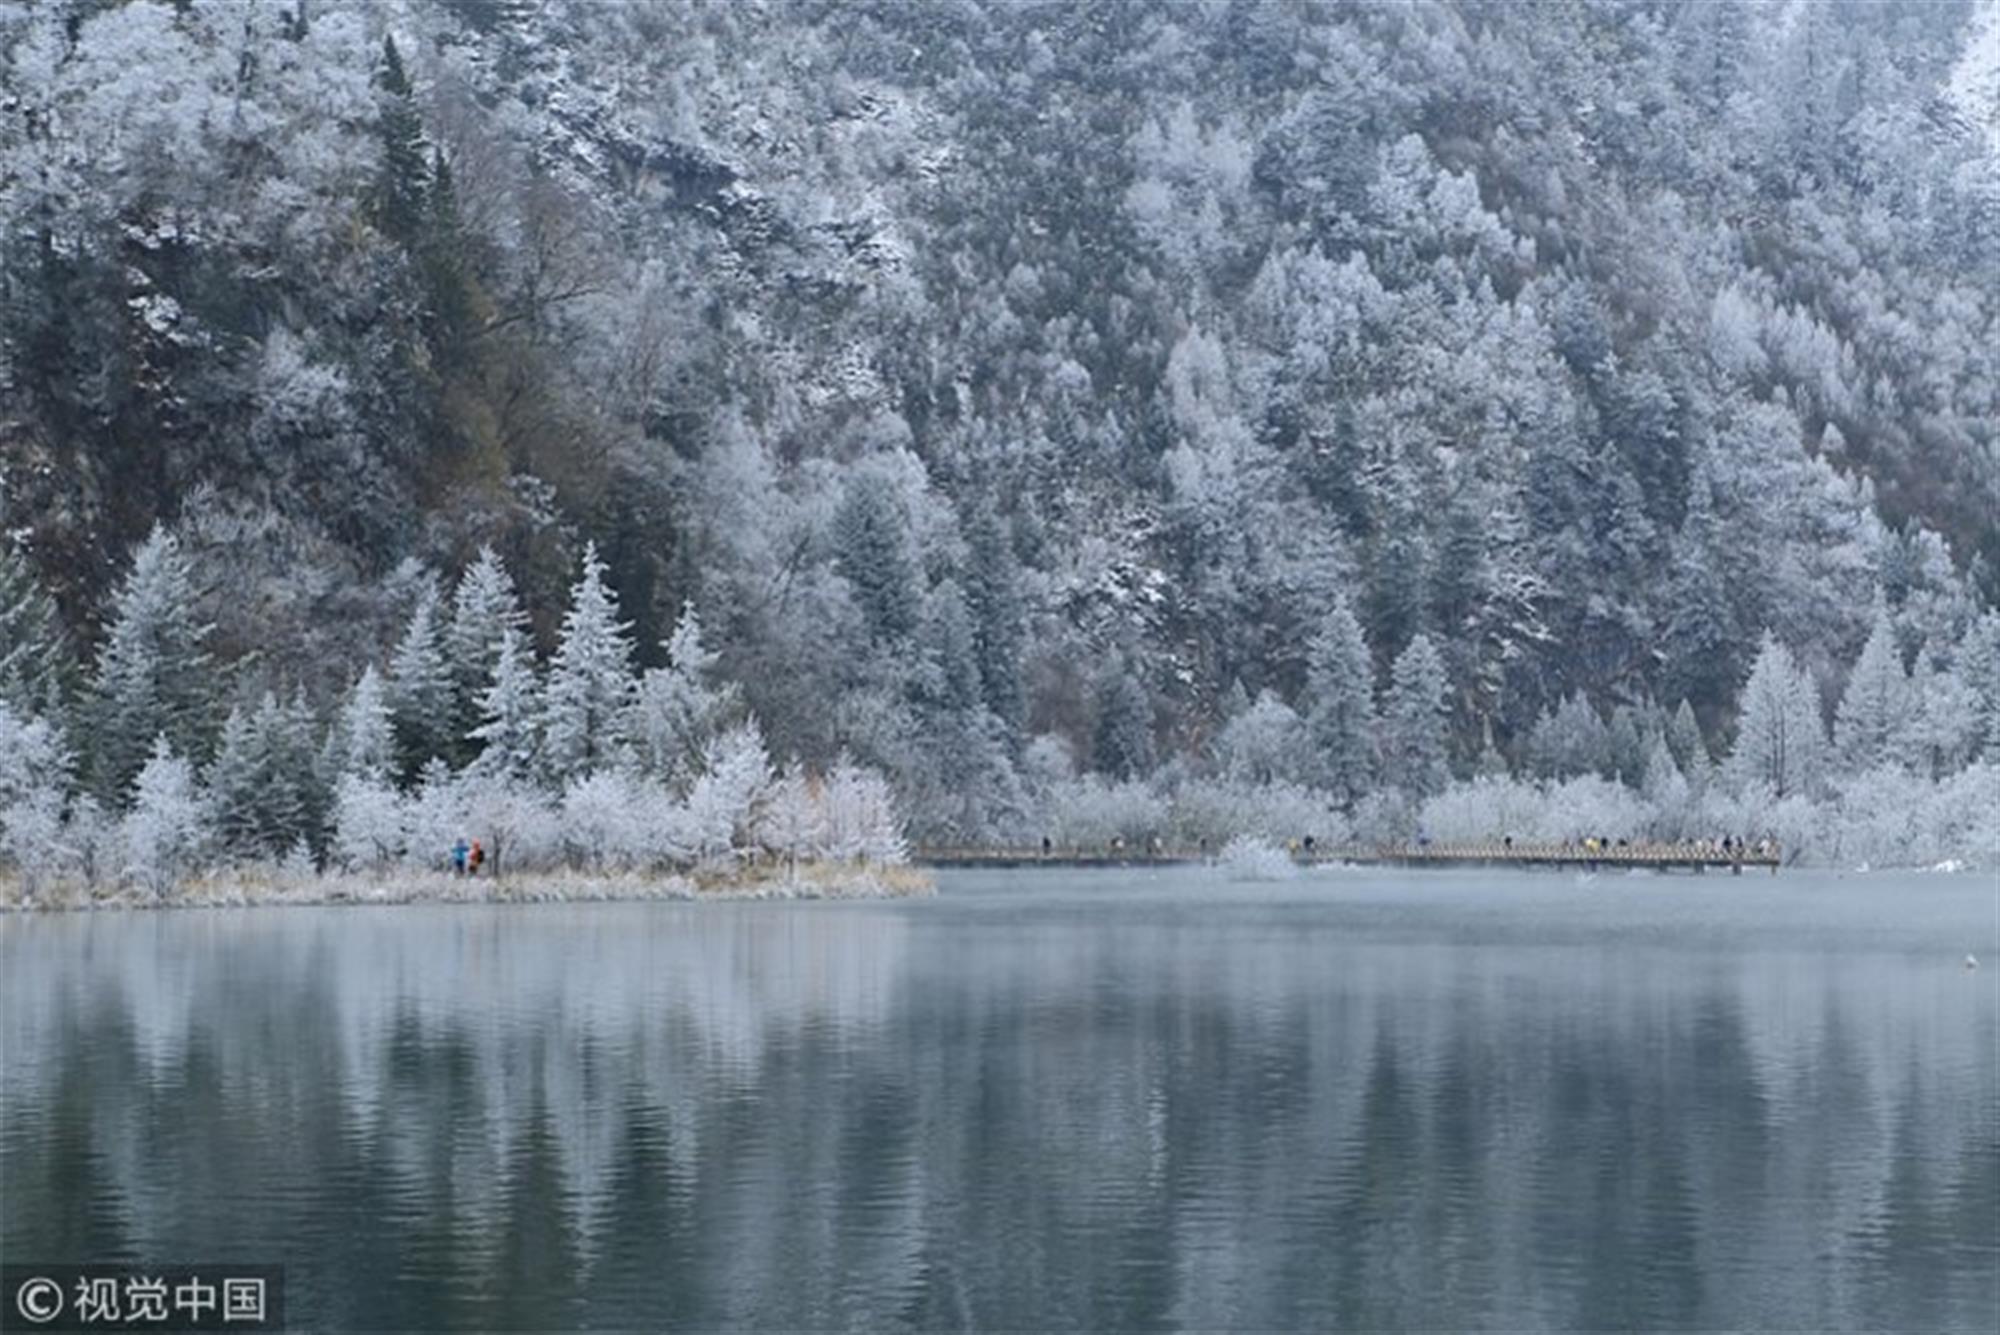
[{"left": 915, "top": 841, "right": 1782, "bottom": 873}]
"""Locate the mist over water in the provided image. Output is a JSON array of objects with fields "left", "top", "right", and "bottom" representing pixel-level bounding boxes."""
[{"left": 4, "top": 869, "right": 1996, "bottom": 1331}]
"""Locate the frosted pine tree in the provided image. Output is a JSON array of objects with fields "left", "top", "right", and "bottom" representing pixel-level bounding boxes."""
[
  {"left": 339, "top": 666, "right": 396, "bottom": 783},
  {"left": 1213, "top": 690, "right": 1307, "bottom": 785},
  {"left": 1092, "top": 667, "right": 1156, "bottom": 781},
  {"left": 387, "top": 586, "right": 453, "bottom": 782},
  {"left": 207, "top": 705, "right": 262, "bottom": 858},
  {"left": 1382, "top": 633, "right": 1450, "bottom": 796},
  {"left": 0, "top": 543, "right": 69, "bottom": 714},
  {"left": 1527, "top": 693, "right": 1612, "bottom": 780},
  {"left": 1954, "top": 611, "right": 2000, "bottom": 762},
  {"left": 758, "top": 761, "right": 829, "bottom": 874},
  {"left": 626, "top": 602, "right": 739, "bottom": 790},
  {"left": 470, "top": 627, "right": 543, "bottom": 780},
  {"left": 1665, "top": 699, "right": 1707, "bottom": 773},
  {"left": 120, "top": 737, "right": 207, "bottom": 898},
  {"left": 88, "top": 527, "right": 215, "bottom": 804},
  {"left": 0, "top": 702, "right": 70, "bottom": 896},
  {"left": 446, "top": 546, "right": 528, "bottom": 760},
  {"left": 1728, "top": 633, "right": 1826, "bottom": 799},
  {"left": 1302, "top": 598, "right": 1376, "bottom": 807},
  {"left": 542, "top": 543, "right": 635, "bottom": 782},
  {"left": 1833, "top": 603, "right": 1912, "bottom": 772},
  {"left": 833, "top": 471, "right": 921, "bottom": 643},
  {"left": 683, "top": 720, "right": 774, "bottom": 860},
  {"left": 1903, "top": 645, "right": 1979, "bottom": 780}
]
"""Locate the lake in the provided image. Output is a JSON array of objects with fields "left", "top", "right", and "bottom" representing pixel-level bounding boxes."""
[{"left": 4, "top": 867, "right": 1996, "bottom": 1331}]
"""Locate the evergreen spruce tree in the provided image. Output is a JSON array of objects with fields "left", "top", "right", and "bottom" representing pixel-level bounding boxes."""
[
  {"left": 373, "top": 36, "right": 429, "bottom": 245},
  {"left": 471, "top": 627, "right": 543, "bottom": 780},
  {"left": 626, "top": 603, "right": 737, "bottom": 789},
  {"left": 541, "top": 542, "right": 635, "bottom": 781},
  {"left": 121, "top": 736, "right": 207, "bottom": 899},
  {"left": 1302, "top": 597, "right": 1376, "bottom": 808},
  {"left": 1382, "top": 632, "right": 1450, "bottom": 796},
  {"left": 0, "top": 543, "right": 69, "bottom": 714},
  {"left": 208, "top": 705, "right": 262, "bottom": 858},
  {"left": 1527, "top": 692, "right": 1611, "bottom": 779},
  {"left": 340, "top": 666, "right": 396, "bottom": 783},
  {"left": 1903, "top": 644, "right": 1979, "bottom": 780},
  {"left": 1833, "top": 602, "right": 1911, "bottom": 772},
  {"left": 1666, "top": 699, "right": 1706, "bottom": 772},
  {"left": 387, "top": 586, "right": 453, "bottom": 784},
  {"left": 1728, "top": 632, "right": 1826, "bottom": 798},
  {"left": 1658, "top": 465, "right": 1740, "bottom": 713},
  {"left": 962, "top": 500, "right": 1026, "bottom": 733},
  {"left": 446, "top": 547, "right": 528, "bottom": 761},
  {"left": 209, "top": 694, "right": 313, "bottom": 861},
  {"left": 1092, "top": 666, "right": 1156, "bottom": 781},
  {"left": 1607, "top": 704, "right": 1647, "bottom": 786},
  {"left": 833, "top": 473, "right": 920, "bottom": 644},
  {"left": 1956, "top": 611, "right": 2000, "bottom": 762},
  {"left": 88, "top": 527, "right": 215, "bottom": 805}
]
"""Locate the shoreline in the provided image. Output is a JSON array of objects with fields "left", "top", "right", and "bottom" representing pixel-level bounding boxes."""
[{"left": 0, "top": 862, "right": 935, "bottom": 914}]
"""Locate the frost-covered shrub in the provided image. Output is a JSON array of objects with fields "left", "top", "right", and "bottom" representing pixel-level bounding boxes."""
[
  {"left": 1, "top": 796, "right": 64, "bottom": 899},
  {"left": 1040, "top": 776, "right": 1170, "bottom": 847},
  {"left": 1813, "top": 763, "right": 2000, "bottom": 870},
  {"left": 402, "top": 760, "right": 468, "bottom": 872},
  {"left": 1417, "top": 776, "right": 1547, "bottom": 844},
  {"left": 560, "top": 770, "right": 684, "bottom": 870},
  {"left": 1170, "top": 779, "right": 1344, "bottom": 847},
  {"left": 1351, "top": 787, "right": 1417, "bottom": 844},
  {"left": 1533, "top": 776, "right": 1651, "bottom": 843},
  {"left": 457, "top": 770, "right": 558, "bottom": 876}
]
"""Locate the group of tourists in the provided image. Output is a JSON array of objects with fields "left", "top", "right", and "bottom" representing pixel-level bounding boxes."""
[{"left": 449, "top": 838, "right": 486, "bottom": 876}]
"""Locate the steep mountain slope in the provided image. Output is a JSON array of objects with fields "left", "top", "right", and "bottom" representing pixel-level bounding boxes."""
[{"left": 1, "top": 0, "right": 1994, "bottom": 836}]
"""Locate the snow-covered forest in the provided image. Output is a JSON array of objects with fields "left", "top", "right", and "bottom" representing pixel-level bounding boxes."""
[{"left": 2, "top": 0, "right": 1997, "bottom": 889}]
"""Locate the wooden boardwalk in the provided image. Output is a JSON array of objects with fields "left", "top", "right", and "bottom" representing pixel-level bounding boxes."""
[{"left": 916, "top": 841, "right": 1782, "bottom": 874}]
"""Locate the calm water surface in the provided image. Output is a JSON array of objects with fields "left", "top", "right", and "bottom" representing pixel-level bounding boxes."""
[{"left": 4, "top": 868, "right": 1997, "bottom": 1331}]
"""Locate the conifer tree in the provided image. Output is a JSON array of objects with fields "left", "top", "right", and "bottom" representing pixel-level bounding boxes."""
[
  {"left": 373, "top": 36, "right": 429, "bottom": 245},
  {"left": 1833, "top": 602, "right": 1911, "bottom": 772},
  {"left": 1728, "top": 632, "right": 1826, "bottom": 798},
  {"left": 1382, "top": 632, "right": 1450, "bottom": 796},
  {"left": 1303, "top": 597, "right": 1376, "bottom": 808},
  {"left": 208, "top": 704, "right": 261, "bottom": 857},
  {"left": 541, "top": 543, "right": 634, "bottom": 781},
  {"left": 1903, "top": 644, "right": 1979, "bottom": 780},
  {"left": 120, "top": 737, "right": 207, "bottom": 898},
  {"left": 88, "top": 527, "right": 215, "bottom": 805},
  {"left": 0, "top": 543, "right": 69, "bottom": 715},
  {"left": 833, "top": 473, "right": 919, "bottom": 644},
  {"left": 1092, "top": 666, "right": 1156, "bottom": 781},
  {"left": 626, "top": 603, "right": 738, "bottom": 790},
  {"left": 471, "top": 627, "right": 543, "bottom": 780},
  {"left": 340, "top": 666, "right": 396, "bottom": 783},
  {"left": 446, "top": 547, "right": 528, "bottom": 760},
  {"left": 962, "top": 500, "right": 1026, "bottom": 732},
  {"left": 387, "top": 586, "right": 453, "bottom": 783},
  {"left": 1665, "top": 699, "right": 1706, "bottom": 772}
]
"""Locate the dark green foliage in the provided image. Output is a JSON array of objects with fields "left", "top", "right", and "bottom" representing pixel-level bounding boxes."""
[
  {"left": 1092, "top": 668, "right": 1156, "bottom": 782},
  {"left": 373, "top": 37, "right": 429, "bottom": 246}
]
